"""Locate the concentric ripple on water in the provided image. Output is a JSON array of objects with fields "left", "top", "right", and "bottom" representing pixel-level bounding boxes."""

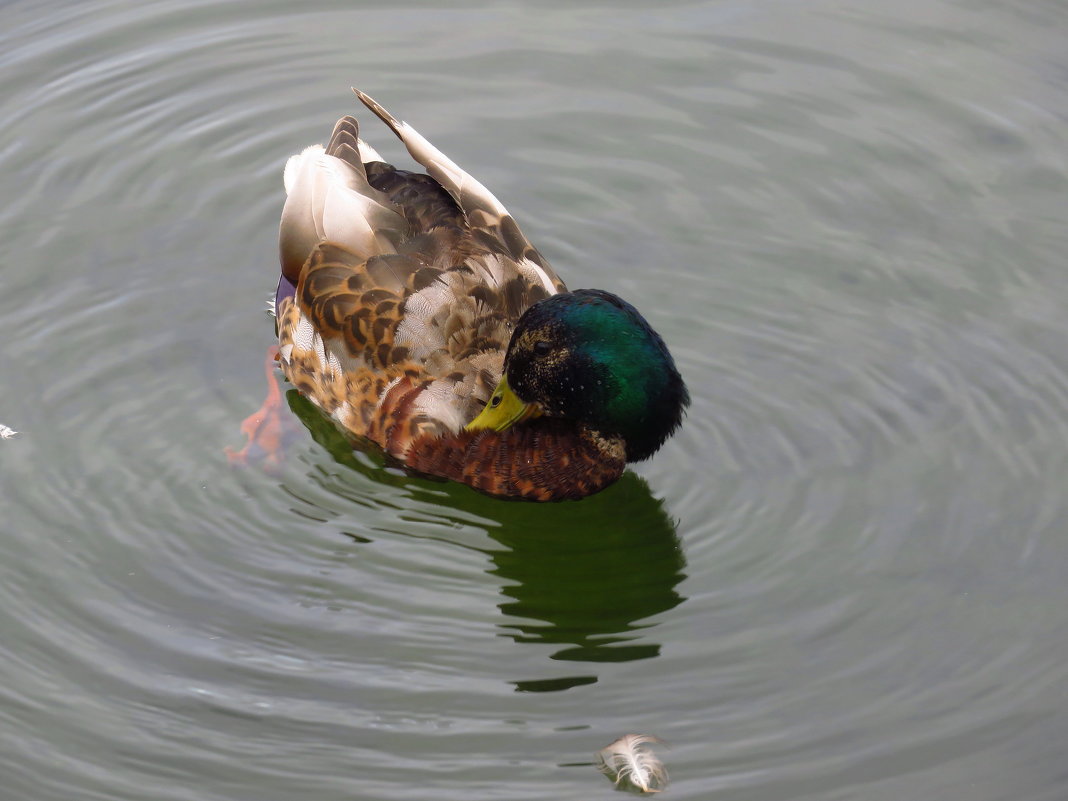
[{"left": 2, "top": 1, "right": 1068, "bottom": 799}]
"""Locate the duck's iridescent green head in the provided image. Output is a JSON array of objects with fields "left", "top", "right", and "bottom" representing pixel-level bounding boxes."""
[{"left": 468, "top": 289, "right": 690, "bottom": 461}]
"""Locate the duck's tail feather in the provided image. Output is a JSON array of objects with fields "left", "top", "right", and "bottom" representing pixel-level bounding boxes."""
[{"left": 278, "top": 111, "right": 406, "bottom": 282}]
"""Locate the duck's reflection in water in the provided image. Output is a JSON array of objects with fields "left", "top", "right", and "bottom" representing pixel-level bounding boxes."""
[{"left": 284, "top": 390, "right": 687, "bottom": 692}]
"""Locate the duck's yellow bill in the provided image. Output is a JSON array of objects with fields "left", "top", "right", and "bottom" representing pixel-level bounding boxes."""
[{"left": 466, "top": 374, "right": 541, "bottom": 432}]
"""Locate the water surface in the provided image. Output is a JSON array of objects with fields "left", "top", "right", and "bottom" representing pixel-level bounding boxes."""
[{"left": 3, "top": 1, "right": 1068, "bottom": 799}]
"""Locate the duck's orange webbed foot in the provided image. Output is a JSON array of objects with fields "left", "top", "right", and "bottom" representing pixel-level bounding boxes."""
[{"left": 226, "top": 346, "right": 297, "bottom": 471}]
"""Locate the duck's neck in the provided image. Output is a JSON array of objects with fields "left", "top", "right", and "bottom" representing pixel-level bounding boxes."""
[{"left": 408, "top": 419, "right": 625, "bottom": 501}]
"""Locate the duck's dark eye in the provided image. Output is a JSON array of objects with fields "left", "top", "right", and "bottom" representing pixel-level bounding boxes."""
[
  {"left": 533, "top": 340, "right": 552, "bottom": 357},
  {"left": 490, "top": 393, "right": 502, "bottom": 408}
]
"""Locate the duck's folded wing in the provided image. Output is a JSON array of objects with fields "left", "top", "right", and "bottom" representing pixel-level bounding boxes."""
[{"left": 353, "top": 89, "right": 565, "bottom": 297}]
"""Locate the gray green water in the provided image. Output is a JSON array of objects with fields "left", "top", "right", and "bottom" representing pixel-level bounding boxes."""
[{"left": 3, "top": 1, "right": 1068, "bottom": 799}]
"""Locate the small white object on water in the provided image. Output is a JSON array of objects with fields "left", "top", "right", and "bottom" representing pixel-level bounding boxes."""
[
  {"left": 596, "top": 734, "right": 668, "bottom": 794},
  {"left": 0, "top": 424, "right": 18, "bottom": 439}
]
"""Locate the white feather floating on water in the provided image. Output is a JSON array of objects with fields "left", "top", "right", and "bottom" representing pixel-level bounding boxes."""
[
  {"left": 0, "top": 424, "right": 18, "bottom": 439},
  {"left": 596, "top": 734, "right": 668, "bottom": 794}
]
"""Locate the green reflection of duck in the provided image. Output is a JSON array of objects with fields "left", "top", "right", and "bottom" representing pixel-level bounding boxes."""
[
  {"left": 286, "top": 389, "right": 686, "bottom": 691},
  {"left": 484, "top": 474, "right": 684, "bottom": 654},
  {"left": 428, "top": 460, "right": 686, "bottom": 692}
]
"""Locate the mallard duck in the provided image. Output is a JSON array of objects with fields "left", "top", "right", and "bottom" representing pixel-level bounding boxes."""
[{"left": 272, "top": 89, "right": 688, "bottom": 500}]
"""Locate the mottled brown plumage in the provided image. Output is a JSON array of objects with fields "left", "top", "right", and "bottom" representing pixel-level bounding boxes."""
[
  {"left": 273, "top": 90, "right": 685, "bottom": 500},
  {"left": 406, "top": 420, "right": 625, "bottom": 501},
  {"left": 276, "top": 90, "right": 590, "bottom": 496}
]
